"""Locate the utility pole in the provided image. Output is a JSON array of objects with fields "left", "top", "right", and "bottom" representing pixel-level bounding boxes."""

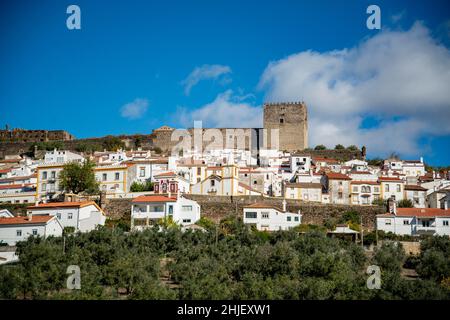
[
  {"left": 215, "top": 224, "right": 218, "bottom": 247},
  {"left": 360, "top": 215, "right": 364, "bottom": 248}
]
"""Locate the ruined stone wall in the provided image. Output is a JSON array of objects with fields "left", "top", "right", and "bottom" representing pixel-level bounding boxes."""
[
  {"left": 0, "top": 134, "right": 154, "bottom": 158},
  {"left": 154, "top": 128, "right": 256, "bottom": 153}
]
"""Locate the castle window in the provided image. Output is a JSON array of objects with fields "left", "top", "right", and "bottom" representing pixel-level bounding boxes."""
[{"left": 279, "top": 118, "right": 284, "bottom": 124}]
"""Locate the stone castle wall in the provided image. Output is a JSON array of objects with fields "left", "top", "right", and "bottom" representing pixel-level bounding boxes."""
[{"left": 264, "top": 102, "right": 308, "bottom": 152}]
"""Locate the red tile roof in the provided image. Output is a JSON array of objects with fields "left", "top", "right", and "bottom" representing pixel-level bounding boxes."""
[
  {"left": 378, "top": 177, "right": 402, "bottom": 182},
  {"left": 243, "top": 202, "right": 283, "bottom": 212},
  {"left": 313, "top": 157, "right": 339, "bottom": 163},
  {"left": 0, "top": 169, "right": 12, "bottom": 174},
  {"left": 154, "top": 171, "right": 177, "bottom": 177},
  {"left": 0, "top": 215, "right": 54, "bottom": 225},
  {"left": 0, "top": 183, "right": 34, "bottom": 190},
  {"left": 326, "top": 172, "right": 351, "bottom": 180},
  {"left": 350, "top": 181, "right": 380, "bottom": 185},
  {"left": 378, "top": 208, "right": 450, "bottom": 218},
  {"left": 404, "top": 185, "right": 427, "bottom": 191},
  {"left": 132, "top": 195, "right": 177, "bottom": 203}
]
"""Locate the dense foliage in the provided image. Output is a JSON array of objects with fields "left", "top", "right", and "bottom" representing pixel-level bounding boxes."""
[
  {"left": 130, "top": 181, "right": 154, "bottom": 192},
  {"left": 59, "top": 159, "right": 99, "bottom": 195},
  {"left": 0, "top": 217, "right": 449, "bottom": 300}
]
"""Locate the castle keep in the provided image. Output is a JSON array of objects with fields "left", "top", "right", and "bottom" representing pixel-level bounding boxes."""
[
  {"left": 263, "top": 101, "right": 308, "bottom": 152},
  {"left": 151, "top": 101, "right": 309, "bottom": 154}
]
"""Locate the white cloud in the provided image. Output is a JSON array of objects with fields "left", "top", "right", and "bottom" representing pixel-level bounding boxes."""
[
  {"left": 181, "top": 64, "right": 232, "bottom": 95},
  {"left": 177, "top": 90, "right": 262, "bottom": 128},
  {"left": 391, "top": 11, "right": 405, "bottom": 23},
  {"left": 258, "top": 22, "right": 450, "bottom": 157},
  {"left": 120, "top": 98, "right": 149, "bottom": 120}
]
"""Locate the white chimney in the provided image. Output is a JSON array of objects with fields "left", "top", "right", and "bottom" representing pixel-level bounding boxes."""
[{"left": 282, "top": 199, "right": 287, "bottom": 212}]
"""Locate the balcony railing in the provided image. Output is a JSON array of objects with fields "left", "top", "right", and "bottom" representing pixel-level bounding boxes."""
[{"left": 415, "top": 225, "right": 436, "bottom": 233}]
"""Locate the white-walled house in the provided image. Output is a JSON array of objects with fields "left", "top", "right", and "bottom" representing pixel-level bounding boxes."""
[
  {"left": 404, "top": 185, "right": 427, "bottom": 208},
  {"left": 285, "top": 182, "right": 322, "bottom": 202},
  {"left": 379, "top": 177, "right": 404, "bottom": 201},
  {"left": 243, "top": 202, "right": 301, "bottom": 231},
  {"left": 0, "top": 183, "right": 36, "bottom": 204},
  {"left": 44, "top": 149, "right": 84, "bottom": 164},
  {"left": 27, "top": 201, "right": 106, "bottom": 232},
  {"left": 376, "top": 207, "right": 450, "bottom": 236},
  {"left": 290, "top": 154, "right": 312, "bottom": 174},
  {"left": 0, "top": 209, "right": 14, "bottom": 218},
  {"left": 131, "top": 195, "right": 201, "bottom": 230},
  {"left": 0, "top": 215, "right": 63, "bottom": 245},
  {"left": 350, "top": 181, "right": 381, "bottom": 205}
]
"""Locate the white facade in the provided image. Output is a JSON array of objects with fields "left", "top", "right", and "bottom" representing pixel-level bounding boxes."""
[
  {"left": 0, "top": 216, "right": 63, "bottom": 246},
  {"left": 44, "top": 149, "right": 84, "bottom": 164},
  {"left": 27, "top": 201, "right": 106, "bottom": 232},
  {"left": 404, "top": 186, "right": 427, "bottom": 208},
  {"left": 376, "top": 208, "right": 450, "bottom": 236},
  {"left": 243, "top": 203, "right": 301, "bottom": 231},
  {"left": 290, "top": 155, "right": 312, "bottom": 174},
  {"left": 379, "top": 178, "right": 404, "bottom": 201},
  {"left": 131, "top": 195, "right": 201, "bottom": 229}
]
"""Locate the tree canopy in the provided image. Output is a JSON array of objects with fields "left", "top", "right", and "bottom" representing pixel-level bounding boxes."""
[
  {"left": 0, "top": 217, "right": 448, "bottom": 300},
  {"left": 59, "top": 159, "right": 99, "bottom": 195}
]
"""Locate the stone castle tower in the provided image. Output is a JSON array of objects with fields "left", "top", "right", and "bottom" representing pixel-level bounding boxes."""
[{"left": 263, "top": 101, "right": 308, "bottom": 152}]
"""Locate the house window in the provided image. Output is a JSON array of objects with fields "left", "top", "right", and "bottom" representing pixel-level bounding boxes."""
[
  {"left": 197, "top": 167, "right": 201, "bottom": 175},
  {"left": 197, "top": 177, "right": 201, "bottom": 183},
  {"left": 211, "top": 180, "right": 215, "bottom": 187},
  {"left": 403, "top": 220, "right": 410, "bottom": 225},
  {"left": 102, "top": 173, "right": 107, "bottom": 181},
  {"left": 16, "top": 230, "right": 22, "bottom": 237},
  {"left": 51, "top": 171, "right": 56, "bottom": 179},
  {"left": 374, "top": 187, "right": 379, "bottom": 193},
  {"left": 385, "top": 184, "right": 390, "bottom": 192},
  {"left": 397, "top": 184, "right": 401, "bottom": 192},
  {"left": 32, "top": 229, "right": 38, "bottom": 236},
  {"left": 42, "top": 183, "right": 47, "bottom": 191},
  {"left": 182, "top": 219, "right": 191, "bottom": 223},
  {"left": 139, "top": 168, "right": 145, "bottom": 177},
  {"left": 294, "top": 216, "right": 299, "bottom": 222},
  {"left": 245, "top": 212, "right": 257, "bottom": 219},
  {"left": 57, "top": 213, "right": 61, "bottom": 219},
  {"left": 168, "top": 205, "right": 173, "bottom": 215},
  {"left": 115, "top": 173, "right": 120, "bottom": 180},
  {"left": 443, "top": 220, "right": 449, "bottom": 226},
  {"left": 68, "top": 213, "right": 73, "bottom": 219},
  {"left": 353, "top": 186, "right": 358, "bottom": 192},
  {"left": 338, "top": 192, "right": 343, "bottom": 199},
  {"left": 42, "top": 171, "right": 47, "bottom": 179},
  {"left": 182, "top": 205, "right": 192, "bottom": 211},
  {"left": 385, "top": 219, "right": 392, "bottom": 225},
  {"left": 261, "top": 212, "right": 269, "bottom": 219},
  {"left": 287, "top": 216, "right": 292, "bottom": 222}
]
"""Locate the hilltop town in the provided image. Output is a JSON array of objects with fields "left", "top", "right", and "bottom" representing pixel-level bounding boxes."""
[
  {"left": 0, "top": 101, "right": 449, "bottom": 300},
  {"left": 0, "top": 102, "right": 449, "bottom": 244}
]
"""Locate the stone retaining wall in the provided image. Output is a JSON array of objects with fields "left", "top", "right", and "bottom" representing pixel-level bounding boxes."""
[{"left": 103, "top": 195, "right": 384, "bottom": 230}]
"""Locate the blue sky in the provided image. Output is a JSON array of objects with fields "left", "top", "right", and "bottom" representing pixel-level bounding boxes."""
[{"left": 1, "top": 0, "right": 449, "bottom": 165}]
